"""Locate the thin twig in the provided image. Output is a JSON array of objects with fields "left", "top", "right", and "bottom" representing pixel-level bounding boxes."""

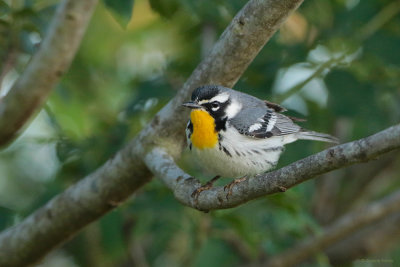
[
  {"left": 356, "top": 1, "right": 400, "bottom": 41},
  {"left": 274, "top": 0, "right": 400, "bottom": 103},
  {"left": 274, "top": 54, "right": 346, "bottom": 103},
  {"left": 0, "top": 47, "right": 18, "bottom": 95}
]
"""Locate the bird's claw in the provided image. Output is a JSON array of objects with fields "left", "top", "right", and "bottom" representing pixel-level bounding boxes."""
[
  {"left": 191, "top": 175, "right": 221, "bottom": 203},
  {"left": 191, "top": 181, "right": 213, "bottom": 199},
  {"left": 224, "top": 177, "right": 247, "bottom": 199}
]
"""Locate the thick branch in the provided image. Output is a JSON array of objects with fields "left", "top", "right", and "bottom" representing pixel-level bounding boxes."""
[
  {"left": 0, "top": 0, "right": 304, "bottom": 266},
  {"left": 0, "top": 145, "right": 152, "bottom": 267},
  {"left": 144, "top": 124, "right": 400, "bottom": 211},
  {"left": 0, "top": 0, "right": 97, "bottom": 148},
  {"left": 265, "top": 190, "right": 400, "bottom": 267}
]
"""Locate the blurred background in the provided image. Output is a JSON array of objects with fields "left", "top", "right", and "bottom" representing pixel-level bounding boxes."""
[{"left": 1, "top": 0, "right": 400, "bottom": 266}]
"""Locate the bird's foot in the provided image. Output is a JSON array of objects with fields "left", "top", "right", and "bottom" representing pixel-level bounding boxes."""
[
  {"left": 224, "top": 176, "right": 247, "bottom": 199},
  {"left": 191, "top": 175, "right": 221, "bottom": 200}
]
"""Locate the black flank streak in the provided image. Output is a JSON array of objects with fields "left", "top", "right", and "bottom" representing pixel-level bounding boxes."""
[
  {"left": 222, "top": 146, "right": 232, "bottom": 157},
  {"left": 235, "top": 150, "right": 241, "bottom": 157},
  {"left": 265, "top": 159, "right": 274, "bottom": 165},
  {"left": 263, "top": 147, "right": 283, "bottom": 152},
  {"left": 252, "top": 149, "right": 261, "bottom": 155}
]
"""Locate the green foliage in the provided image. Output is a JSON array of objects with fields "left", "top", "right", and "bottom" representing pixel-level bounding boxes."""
[
  {"left": 148, "top": 0, "right": 179, "bottom": 18},
  {"left": 103, "top": 0, "right": 135, "bottom": 28},
  {"left": 0, "top": 0, "right": 400, "bottom": 266},
  {"left": 0, "top": 0, "right": 10, "bottom": 14}
]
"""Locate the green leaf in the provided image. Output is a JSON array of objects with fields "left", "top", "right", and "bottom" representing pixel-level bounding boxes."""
[
  {"left": 103, "top": 0, "right": 134, "bottom": 28},
  {"left": 148, "top": 0, "right": 180, "bottom": 18},
  {"left": 0, "top": 0, "right": 10, "bottom": 15},
  {"left": 0, "top": 18, "right": 9, "bottom": 27}
]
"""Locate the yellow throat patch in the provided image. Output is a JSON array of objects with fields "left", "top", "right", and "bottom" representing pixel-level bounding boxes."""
[{"left": 190, "top": 110, "right": 218, "bottom": 149}]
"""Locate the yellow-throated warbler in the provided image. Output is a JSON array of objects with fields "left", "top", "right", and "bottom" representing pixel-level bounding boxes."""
[{"left": 182, "top": 85, "right": 338, "bottom": 197}]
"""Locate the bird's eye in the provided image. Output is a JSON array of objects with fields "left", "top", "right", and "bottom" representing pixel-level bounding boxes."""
[{"left": 211, "top": 102, "right": 220, "bottom": 110}]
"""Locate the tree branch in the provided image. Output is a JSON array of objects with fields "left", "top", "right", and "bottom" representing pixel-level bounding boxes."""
[
  {"left": 144, "top": 124, "right": 400, "bottom": 211},
  {"left": 0, "top": 0, "right": 305, "bottom": 266},
  {"left": 0, "top": 0, "right": 98, "bottom": 148},
  {"left": 0, "top": 145, "right": 151, "bottom": 267},
  {"left": 356, "top": 0, "right": 400, "bottom": 41},
  {"left": 3, "top": 120, "right": 396, "bottom": 267},
  {"left": 264, "top": 190, "right": 400, "bottom": 267}
]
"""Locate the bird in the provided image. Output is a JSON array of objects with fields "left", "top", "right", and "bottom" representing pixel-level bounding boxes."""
[{"left": 182, "top": 85, "right": 338, "bottom": 198}]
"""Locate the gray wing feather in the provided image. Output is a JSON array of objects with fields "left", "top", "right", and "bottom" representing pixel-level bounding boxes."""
[
  {"left": 230, "top": 106, "right": 267, "bottom": 134},
  {"left": 272, "top": 113, "right": 301, "bottom": 135},
  {"left": 230, "top": 105, "right": 301, "bottom": 139},
  {"left": 228, "top": 92, "right": 337, "bottom": 143}
]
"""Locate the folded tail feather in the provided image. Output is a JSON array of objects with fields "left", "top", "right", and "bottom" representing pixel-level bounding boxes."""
[{"left": 297, "top": 130, "right": 339, "bottom": 144}]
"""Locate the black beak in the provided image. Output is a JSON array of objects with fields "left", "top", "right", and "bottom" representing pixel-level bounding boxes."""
[{"left": 182, "top": 101, "right": 202, "bottom": 109}]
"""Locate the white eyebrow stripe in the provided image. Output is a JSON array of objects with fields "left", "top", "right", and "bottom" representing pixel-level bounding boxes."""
[
  {"left": 209, "top": 93, "right": 229, "bottom": 103},
  {"left": 198, "top": 100, "right": 209, "bottom": 104}
]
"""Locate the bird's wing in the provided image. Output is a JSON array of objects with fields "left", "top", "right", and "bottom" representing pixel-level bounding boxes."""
[
  {"left": 230, "top": 106, "right": 302, "bottom": 139},
  {"left": 264, "top": 100, "right": 287, "bottom": 112},
  {"left": 264, "top": 100, "right": 306, "bottom": 122}
]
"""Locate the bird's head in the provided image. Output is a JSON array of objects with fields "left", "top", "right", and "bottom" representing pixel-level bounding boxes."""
[{"left": 182, "top": 85, "right": 242, "bottom": 122}]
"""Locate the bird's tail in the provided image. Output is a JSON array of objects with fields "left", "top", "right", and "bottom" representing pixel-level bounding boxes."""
[{"left": 297, "top": 130, "right": 339, "bottom": 144}]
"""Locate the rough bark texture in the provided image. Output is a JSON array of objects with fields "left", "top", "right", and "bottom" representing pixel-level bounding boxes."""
[
  {"left": 144, "top": 124, "right": 400, "bottom": 211},
  {"left": 0, "top": 0, "right": 305, "bottom": 266},
  {"left": 0, "top": 0, "right": 98, "bottom": 148},
  {"left": 264, "top": 191, "right": 400, "bottom": 267}
]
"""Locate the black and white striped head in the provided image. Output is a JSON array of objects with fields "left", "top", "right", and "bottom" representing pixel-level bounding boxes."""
[{"left": 182, "top": 85, "right": 243, "bottom": 122}]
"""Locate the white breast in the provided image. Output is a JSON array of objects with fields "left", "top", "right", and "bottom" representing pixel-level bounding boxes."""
[{"left": 188, "top": 122, "right": 297, "bottom": 178}]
